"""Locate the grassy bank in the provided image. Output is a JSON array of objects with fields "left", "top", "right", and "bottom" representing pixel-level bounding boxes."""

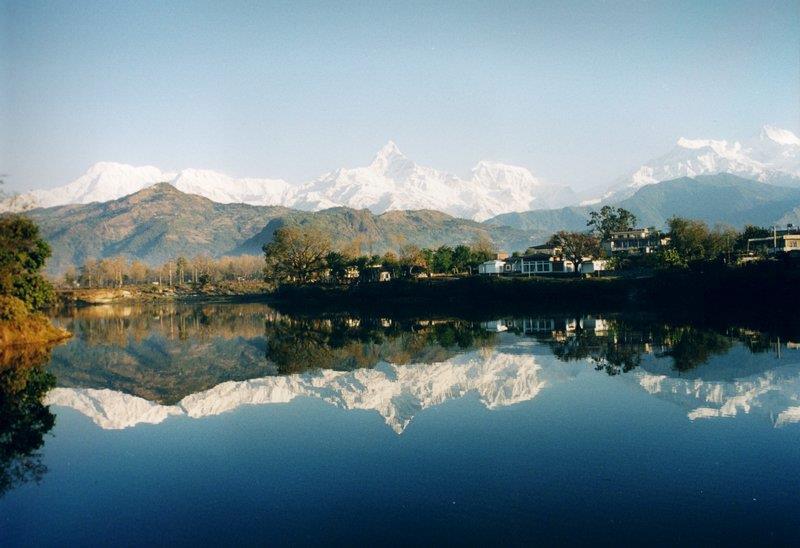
[
  {"left": 0, "top": 296, "right": 70, "bottom": 347},
  {"left": 58, "top": 280, "right": 271, "bottom": 305}
]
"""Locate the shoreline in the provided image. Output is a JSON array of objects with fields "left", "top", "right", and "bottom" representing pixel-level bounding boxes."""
[{"left": 51, "top": 262, "right": 800, "bottom": 338}]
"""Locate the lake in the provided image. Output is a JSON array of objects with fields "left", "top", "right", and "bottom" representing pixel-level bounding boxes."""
[{"left": 2, "top": 302, "right": 799, "bottom": 545}]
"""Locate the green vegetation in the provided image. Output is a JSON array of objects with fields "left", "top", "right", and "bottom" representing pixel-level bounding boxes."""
[
  {"left": 26, "top": 184, "right": 530, "bottom": 275},
  {"left": 0, "top": 215, "right": 69, "bottom": 345},
  {"left": 262, "top": 226, "right": 500, "bottom": 285},
  {"left": 0, "top": 345, "right": 57, "bottom": 496},
  {"left": 586, "top": 206, "right": 637, "bottom": 239},
  {"left": 0, "top": 216, "right": 55, "bottom": 310}
]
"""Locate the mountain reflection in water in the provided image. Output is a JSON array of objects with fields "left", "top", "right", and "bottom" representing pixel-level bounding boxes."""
[{"left": 43, "top": 303, "right": 800, "bottom": 432}]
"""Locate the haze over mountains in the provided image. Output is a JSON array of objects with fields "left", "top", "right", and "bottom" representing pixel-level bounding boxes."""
[
  {"left": 6, "top": 125, "right": 800, "bottom": 274},
  {"left": 3, "top": 142, "right": 575, "bottom": 222},
  {"left": 5, "top": 126, "right": 800, "bottom": 220}
]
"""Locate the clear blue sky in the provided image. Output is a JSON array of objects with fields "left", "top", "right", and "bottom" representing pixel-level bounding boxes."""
[{"left": 1, "top": 0, "right": 798, "bottom": 192}]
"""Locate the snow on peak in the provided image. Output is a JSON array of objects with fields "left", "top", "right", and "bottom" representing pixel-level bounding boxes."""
[
  {"left": 760, "top": 125, "right": 800, "bottom": 146},
  {"left": 46, "top": 348, "right": 579, "bottom": 433},
  {"left": 676, "top": 137, "right": 741, "bottom": 157},
  {"left": 471, "top": 161, "right": 542, "bottom": 187},
  {"left": 588, "top": 126, "right": 800, "bottom": 203},
  {"left": 1, "top": 141, "right": 571, "bottom": 220}
]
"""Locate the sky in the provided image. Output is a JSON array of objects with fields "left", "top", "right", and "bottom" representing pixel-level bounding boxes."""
[{"left": 1, "top": 0, "right": 799, "bottom": 193}]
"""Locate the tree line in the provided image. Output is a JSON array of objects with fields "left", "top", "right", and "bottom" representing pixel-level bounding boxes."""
[
  {"left": 62, "top": 254, "right": 265, "bottom": 288},
  {"left": 262, "top": 225, "right": 500, "bottom": 284},
  {"left": 545, "top": 206, "right": 779, "bottom": 272}
]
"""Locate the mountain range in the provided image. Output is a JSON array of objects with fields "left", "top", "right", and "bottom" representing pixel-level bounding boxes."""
[
  {"left": 45, "top": 339, "right": 800, "bottom": 433},
  {"left": 587, "top": 124, "right": 800, "bottom": 203},
  {"left": 6, "top": 125, "right": 800, "bottom": 220},
  {"left": 20, "top": 172, "right": 800, "bottom": 274},
  {"left": 487, "top": 174, "right": 800, "bottom": 232},
  {"left": 25, "top": 184, "right": 534, "bottom": 273},
  {"left": 2, "top": 142, "right": 575, "bottom": 222}
]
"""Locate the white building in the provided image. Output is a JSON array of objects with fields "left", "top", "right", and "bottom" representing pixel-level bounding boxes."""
[
  {"left": 478, "top": 260, "right": 506, "bottom": 275},
  {"left": 578, "top": 259, "right": 608, "bottom": 275}
]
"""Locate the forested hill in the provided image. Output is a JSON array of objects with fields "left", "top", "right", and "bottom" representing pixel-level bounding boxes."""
[
  {"left": 22, "top": 184, "right": 534, "bottom": 274},
  {"left": 486, "top": 174, "right": 800, "bottom": 232}
]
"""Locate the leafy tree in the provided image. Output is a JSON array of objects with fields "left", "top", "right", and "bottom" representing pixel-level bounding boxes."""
[
  {"left": 325, "top": 251, "right": 350, "bottom": 283},
  {"left": 432, "top": 245, "right": 454, "bottom": 274},
  {"left": 0, "top": 346, "right": 57, "bottom": 496},
  {"left": 735, "top": 225, "right": 771, "bottom": 253},
  {"left": 665, "top": 217, "right": 736, "bottom": 265},
  {"left": 666, "top": 217, "right": 711, "bottom": 262},
  {"left": 263, "top": 226, "right": 331, "bottom": 284},
  {"left": 587, "top": 206, "right": 638, "bottom": 239},
  {"left": 547, "top": 231, "right": 600, "bottom": 275},
  {"left": 452, "top": 245, "right": 472, "bottom": 274},
  {"left": 0, "top": 216, "right": 55, "bottom": 310}
]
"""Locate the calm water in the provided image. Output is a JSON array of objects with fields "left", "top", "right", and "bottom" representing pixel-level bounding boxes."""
[{"left": 2, "top": 303, "right": 800, "bottom": 545}]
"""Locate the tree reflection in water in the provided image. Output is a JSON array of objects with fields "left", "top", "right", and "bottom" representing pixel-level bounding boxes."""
[
  {"left": 265, "top": 315, "right": 497, "bottom": 375},
  {"left": 507, "top": 315, "right": 791, "bottom": 375},
  {"left": 0, "top": 345, "right": 56, "bottom": 497}
]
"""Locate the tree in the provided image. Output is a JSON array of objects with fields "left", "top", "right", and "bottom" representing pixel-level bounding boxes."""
[
  {"left": 325, "top": 251, "right": 350, "bottom": 284},
  {"left": 128, "top": 261, "right": 149, "bottom": 284},
  {"left": 452, "top": 245, "right": 472, "bottom": 274},
  {"left": 399, "top": 244, "right": 428, "bottom": 277},
  {"left": 432, "top": 245, "right": 454, "bottom": 274},
  {"left": 175, "top": 256, "right": 188, "bottom": 285},
  {"left": 0, "top": 216, "right": 55, "bottom": 310},
  {"left": 735, "top": 225, "right": 771, "bottom": 253},
  {"left": 547, "top": 231, "right": 600, "bottom": 275},
  {"left": 587, "top": 206, "right": 637, "bottom": 239},
  {"left": 471, "top": 234, "right": 496, "bottom": 261},
  {"left": 263, "top": 226, "right": 332, "bottom": 284}
]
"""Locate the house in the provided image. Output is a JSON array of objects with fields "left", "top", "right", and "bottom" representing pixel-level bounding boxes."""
[
  {"left": 579, "top": 259, "right": 608, "bottom": 275},
  {"left": 747, "top": 227, "right": 800, "bottom": 255},
  {"left": 362, "top": 266, "right": 391, "bottom": 282},
  {"left": 478, "top": 260, "right": 506, "bottom": 275},
  {"left": 507, "top": 252, "right": 575, "bottom": 275},
  {"left": 602, "top": 228, "right": 665, "bottom": 255}
]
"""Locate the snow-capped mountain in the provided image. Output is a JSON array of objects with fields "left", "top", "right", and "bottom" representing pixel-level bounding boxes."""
[
  {"left": 1, "top": 142, "right": 574, "bottom": 221},
  {"left": 46, "top": 347, "right": 584, "bottom": 433},
  {"left": 1, "top": 162, "right": 291, "bottom": 211},
  {"left": 288, "top": 142, "right": 576, "bottom": 221},
  {"left": 587, "top": 125, "right": 800, "bottom": 204}
]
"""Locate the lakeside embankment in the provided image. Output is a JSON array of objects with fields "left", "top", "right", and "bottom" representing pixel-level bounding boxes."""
[
  {"left": 57, "top": 280, "right": 271, "bottom": 305},
  {"left": 271, "top": 263, "right": 800, "bottom": 332},
  {"left": 0, "top": 296, "right": 70, "bottom": 347},
  {"left": 53, "top": 262, "right": 799, "bottom": 332}
]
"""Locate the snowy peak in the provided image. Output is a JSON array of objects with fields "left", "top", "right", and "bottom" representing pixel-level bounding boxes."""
[
  {"left": 1, "top": 142, "right": 569, "bottom": 221},
  {"left": 595, "top": 125, "right": 800, "bottom": 203},
  {"left": 370, "top": 140, "right": 407, "bottom": 169},
  {"left": 760, "top": 125, "right": 800, "bottom": 147},
  {"left": 471, "top": 161, "right": 542, "bottom": 188},
  {"left": 675, "top": 137, "right": 742, "bottom": 158}
]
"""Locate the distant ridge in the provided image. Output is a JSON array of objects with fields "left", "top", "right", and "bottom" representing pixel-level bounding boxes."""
[
  {"left": 1, "top": 142, "right": 575, "bottom": 222},
  {"left": 487, "top": 174, "right": 800, "bottom": 232},
  {"left": 23, "top": 184, "right": 534, "bottom": 274}
]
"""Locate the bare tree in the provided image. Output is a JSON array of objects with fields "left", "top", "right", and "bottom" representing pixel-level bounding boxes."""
[{"left": 263, "top": 226, "right": 332, "bottom": 284}]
